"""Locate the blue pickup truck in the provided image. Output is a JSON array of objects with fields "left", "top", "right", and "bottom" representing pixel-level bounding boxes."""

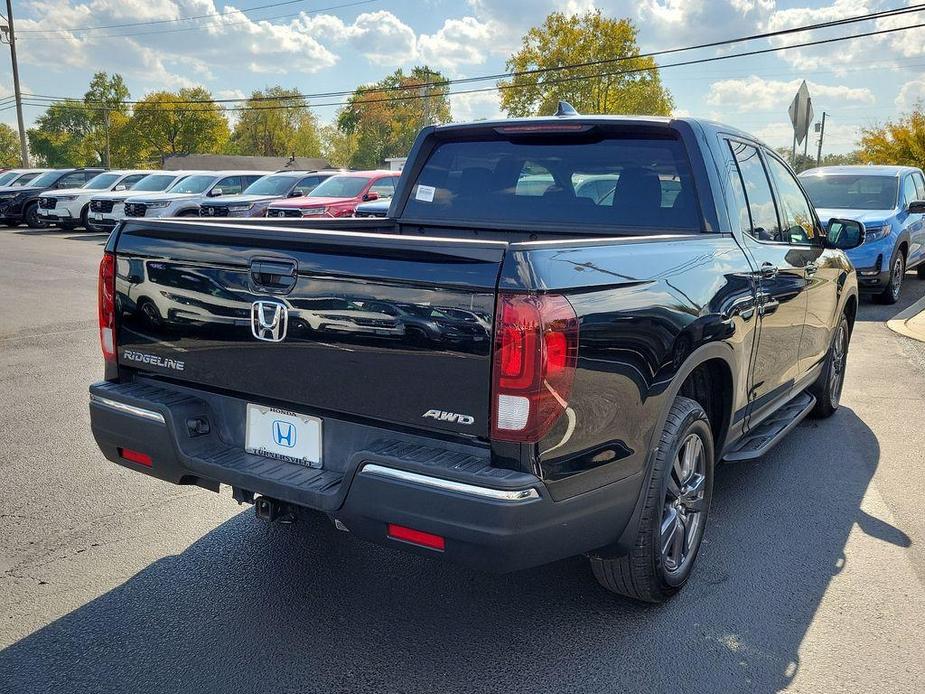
[
  {"left": 800, "top": 165, "right": 925, "bottom": 303},
  {"left": 89, "top": 109, "right": 864, "bottom": 603}
]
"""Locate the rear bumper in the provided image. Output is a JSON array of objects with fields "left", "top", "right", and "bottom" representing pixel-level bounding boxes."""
[{"left": 89, "top": 379, "right": 643, "bottom": 572}]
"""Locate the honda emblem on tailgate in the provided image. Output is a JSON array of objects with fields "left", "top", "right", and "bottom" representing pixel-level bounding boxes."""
[{"left": 251, "top": 301, "right": 288, "bottom": 342}]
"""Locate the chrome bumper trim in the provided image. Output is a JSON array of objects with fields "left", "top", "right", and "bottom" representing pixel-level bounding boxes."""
[
  {"left": 361, "top": 463, "right": 540, "bottom": 502},
  {"left": 90, "top": 394, "right": 166, "bottom": 424}
]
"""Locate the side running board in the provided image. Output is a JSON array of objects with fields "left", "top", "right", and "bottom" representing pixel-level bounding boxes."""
[{"left": 723, "top": 391, "right": 816, "bottom": 462}]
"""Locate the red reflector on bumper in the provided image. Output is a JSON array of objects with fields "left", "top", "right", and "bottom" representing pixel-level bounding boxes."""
[
  {"left": 387, "top": 524, "right": 445, "bottom": 551},
  {"left": 119, "top": 448, "right": 152, "bottom": 467}
]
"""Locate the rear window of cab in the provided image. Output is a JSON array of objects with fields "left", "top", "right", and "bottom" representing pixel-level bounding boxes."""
[{"left": 402, "top": 135, "right": 702, "bottom": 233}]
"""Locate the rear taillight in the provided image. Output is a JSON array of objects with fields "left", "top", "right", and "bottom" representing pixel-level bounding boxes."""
[
  {"left": 98, "top": 251, "right": 116, "bottom": 363},
  {"left": 491, "top": 293, "right": 578, "bottom": 442}
]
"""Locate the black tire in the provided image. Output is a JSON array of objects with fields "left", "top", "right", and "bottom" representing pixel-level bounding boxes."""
[
  {"left": 917, "top": 264, "right": 925, "bottom": 280},
  {"left": 79, "top": 204, "right": 90, "bottom": 230},
  {"left": 24, "top": 202, "right": 46, "bottom": 229},
  {"left": 809, "top": 313, "right": 850, "bottom": 419},
  {"left": 59, "top": 221, "right": 77, "bottom": 231},
  {"left": 178, "top": 209, "right": 199, "bottom": 217},
  {"left": 876, "top": 252, "right": 905, "bottom": 304},
  {"left": 590, "top": 396, "right": 714, "bottom": 603}
]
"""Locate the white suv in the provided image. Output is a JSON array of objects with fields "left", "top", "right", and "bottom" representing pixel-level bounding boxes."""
[
  {"left": 122, "top": 171, "right": 267, "bottom": 219},
  {"left": 87, "top": 171, "right": 202, "bottom": 232},
  {"left": 38, "top": 170, "right": 151, "bottom": 230}
]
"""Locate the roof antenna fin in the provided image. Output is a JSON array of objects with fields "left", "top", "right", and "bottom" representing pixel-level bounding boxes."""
[{"left": 555, "top": 100, "right": 579, "bottom": 117}]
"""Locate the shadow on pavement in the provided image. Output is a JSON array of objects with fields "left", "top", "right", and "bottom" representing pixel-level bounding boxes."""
[
  {"left": 855, "top": 272, "right": 925, "bottom": 323},
  {"left": 0, "top": 408, "right": 902, "bottom": 693}
]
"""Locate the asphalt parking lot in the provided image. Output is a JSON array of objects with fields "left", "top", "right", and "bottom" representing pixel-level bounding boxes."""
[{"left": 1, "top": 227, "right": 924, "bottom": 693}]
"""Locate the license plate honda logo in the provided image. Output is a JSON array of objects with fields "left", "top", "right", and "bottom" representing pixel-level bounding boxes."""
[{"left": 251, "top": 301, "right": 288, "bottom": 342}]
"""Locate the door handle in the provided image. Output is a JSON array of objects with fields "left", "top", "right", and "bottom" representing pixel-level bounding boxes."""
[
  {"left": 805, "top": 261, "right": 818, "bottom": 276},
  {"left": 759, "top": 262, "right": 778, "bottom": 279}
]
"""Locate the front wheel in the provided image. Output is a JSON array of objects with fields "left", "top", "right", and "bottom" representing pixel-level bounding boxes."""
[
  {"left": 24, "top": 202, "right": 46, "bottom": 229},
  {"left": 917, "top": 264, "right": 925, "bottom": 280},
  {"left": 809, "top": 314, "right": 850, "bottom": 418},
  {"left": 590, "top": 396, "right": 714, "bottom": 603},
  {"left": 877, "top": 253, "right": 905, "bottom": 304}
]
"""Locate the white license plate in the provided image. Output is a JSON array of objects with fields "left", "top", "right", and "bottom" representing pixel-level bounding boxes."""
[
  {"left": 93, "top": 213, "right": 103, "bottom": 221},
  {"left": 245, "top": 404, "right": 322, "bottom": 467}
]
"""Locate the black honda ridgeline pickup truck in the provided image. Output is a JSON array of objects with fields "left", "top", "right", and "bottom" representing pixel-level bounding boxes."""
[{"left": 90, "top": 108, "right": 863, "bottom": 602}]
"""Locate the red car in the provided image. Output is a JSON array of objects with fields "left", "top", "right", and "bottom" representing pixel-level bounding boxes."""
[{"left": 265, "top": 170, "right": 401, "bottom": 218}]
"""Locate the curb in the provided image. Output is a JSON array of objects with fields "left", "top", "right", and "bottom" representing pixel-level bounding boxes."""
[{"left": 886, "top": 293, "right": 925, "bottom": 343}]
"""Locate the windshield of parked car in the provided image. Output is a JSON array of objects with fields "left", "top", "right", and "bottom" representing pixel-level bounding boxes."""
[
  {"left": 85, "top": 173, "right": 121, "bottom": 189},
  {"left": 167, "top": 175, "right": 215, "bottom": 194},
  {"left": 801, "top": 174, "right": 899, "bottom": 210},
  {"left": 0, "top": 172, "right": 17, "bottom": 186},
  {"left": 242, "top": 175, "right": 299, "bottom": 196},
  {"left": 30, "top": 171, "right": 66, "bottom": 188},
  {"left": 402, "top": 135, "right": 702, "bottom": 232},
  {"left": 307, "top": 176, "right": 368, "bottom": 199},
  {"left": 130, "top": 174, "right": 179, "bottom": 192}
]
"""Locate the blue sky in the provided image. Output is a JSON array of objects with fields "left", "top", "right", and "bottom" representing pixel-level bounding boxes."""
[{"left": 4, "top": 0, "right": 923, "bottom": 154}]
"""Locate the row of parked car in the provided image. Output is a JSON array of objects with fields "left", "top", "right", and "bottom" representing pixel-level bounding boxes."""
[
  {"left": 2, "top": 160, "right": 924, "bottom": 304},
  {"left": 0, "top": 167, "right": 399, "bottom": 232}
]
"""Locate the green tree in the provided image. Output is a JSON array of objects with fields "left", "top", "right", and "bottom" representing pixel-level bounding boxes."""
[
  {"left": 337, "top": 66, "right": 451, "bottom": 169},
  {"left": 776, "top": 147, "right": 862, "bottom": 173},
  {"left": 27, "top": 100, "right": 95, "bottom": 166},
  {"left": 83, "top": 72, "right": 131, "bottom": 166},
  {"left": 230, "top": 87, "right": 321, "bottom": 157},
  {"left": 859, "top": 105, "right": 925, "bottom": 169},
  {"left": 498, "top": 10, "right": 673, "bottom": 117},
  {"left": 0, "top": 124, "right": 21, "bottom": 167},
  {"left": 318, "top": 124, "right": 358, "bottom": 168},
  {"left": 129, "top": 88, "right": 230, "bottom": 165}
]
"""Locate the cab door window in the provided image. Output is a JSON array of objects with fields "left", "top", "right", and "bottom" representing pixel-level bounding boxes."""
[
  {"left": 901, "top": 174, "right": 918, "bottom": 209},
  {"left": 215, "top": 176, "right": 242, "bottom": 195},
  {"left": 912, "top": 171, "right": 925, "bottom": 201},
  {"left": 727, "top": 141, "right": 782, "bottom": 242},
  {"left": 764, "top": 154, "right": 818, "bottom": 245}
]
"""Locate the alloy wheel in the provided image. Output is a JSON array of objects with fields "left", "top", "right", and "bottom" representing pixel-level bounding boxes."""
[
  {"left": 891, "top": 256, "right": 904, "bottom": 302},
  {"left": 829, "top": 322, "right": 848, "bottom": 407},
  {"left": 661, "top": 433, "right": 707, "bottom": 575}
]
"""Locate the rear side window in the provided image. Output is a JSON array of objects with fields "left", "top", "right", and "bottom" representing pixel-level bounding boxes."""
[
  {"left": 402, "top": 135, "right": 702, "bottom": 233},
  {"left": 728, "top": 141, "right": 781, "bottom": 242},
  {"left": 216, "top": 176, "right": 242, "bottom": 195}
]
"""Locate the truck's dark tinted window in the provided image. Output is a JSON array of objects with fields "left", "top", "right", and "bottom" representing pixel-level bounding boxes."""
[
  {"left": 728, "top": 142, "right": 782, "bottom": 242},
  {"left": 403, "top": 136, "right": 702, "bottom": 232}
]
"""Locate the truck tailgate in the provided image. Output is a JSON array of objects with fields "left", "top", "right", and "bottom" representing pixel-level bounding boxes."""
[{"left": 112, "top": 220, "right": 506, "bottom": 438}]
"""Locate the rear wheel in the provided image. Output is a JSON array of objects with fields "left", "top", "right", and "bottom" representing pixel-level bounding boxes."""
[
  {"left": 877, "top": 253, "right": 905, "bottom": 304},
  {"left": 809, "top": 313, "right": 850, "bottom": 418},
  {"left": 590, "top": 396, "right": 714, "bottom": 603}
]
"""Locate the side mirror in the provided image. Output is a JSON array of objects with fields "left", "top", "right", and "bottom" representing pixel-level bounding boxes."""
[
  {"left": 827, "top": 218, "right": 865, "bottom": 250},
  {"left": 364, "top": 191, "right": 380, "bottom": 202},
  {"left": 209, "top": 188, "right": 223, "bottom": 197},
  {"left": 288, "top": 190, "right": 304, "bottom": 198},
  {"left": 908, "top": 200, "right": 925, "bottom": 214}
]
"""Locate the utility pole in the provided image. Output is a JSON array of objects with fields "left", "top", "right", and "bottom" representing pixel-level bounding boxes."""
[
  {"left": 816, "top": 111, "right": 827, "bottom": 167},
  {"left": 2, "top": 0, "right": 29, "bottom": 166}
]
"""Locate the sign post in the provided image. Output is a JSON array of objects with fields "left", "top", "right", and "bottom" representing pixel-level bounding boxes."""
[{"left": 788, "top": 81, "right": 814, "bottom": 167}]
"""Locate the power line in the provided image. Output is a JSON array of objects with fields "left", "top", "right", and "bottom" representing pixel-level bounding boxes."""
[
  {"left": 15, "top": 18, "right": 925, "bottom": 116},
  {"left": 16, "top": 0, "right": 376, "bottom": 35},
  {"left": 16, "top": 3, "right": 925, "bottom": 105}
]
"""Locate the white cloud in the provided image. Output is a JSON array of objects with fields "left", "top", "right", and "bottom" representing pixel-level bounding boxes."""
[
  {"left": 896, "top": 79, "right": 925, "bottom": 110},
  {"left": 707, "top": 76, "right": 875, "bottom": 112},
  {"left": 450, "top": 89, "right": 503, "bottom": 121},
  {"left": 638, "top": 0, "right": 705, "bottom": 25},
  {"left": 752, "top": 119, "right": 861, "bottom": 152},
  {"left": 418, "top": 17, "right": 500, "bottom": 69}
]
